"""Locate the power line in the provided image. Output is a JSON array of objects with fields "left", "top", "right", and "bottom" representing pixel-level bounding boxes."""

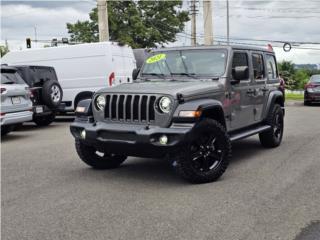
[
  {"left": 179, "top": 32, "right": 320, "bottom": 45},
  {"left": 176, "top": 34, "right": 320, "bottom": 51}
]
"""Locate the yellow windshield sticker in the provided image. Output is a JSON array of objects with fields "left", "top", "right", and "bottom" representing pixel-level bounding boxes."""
[{"left": 146, "top": 54, "right": 166, "bottom": 64}]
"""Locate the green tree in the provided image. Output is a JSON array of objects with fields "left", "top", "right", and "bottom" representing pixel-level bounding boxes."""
[
  {"left": 277, "top": 61, "right": 320, "bottom": 90},
  {"left": 0, "top": 45, "right": 9, "bottom": 57},
  {"left": 293, "top": 69, "right": 309, "bottom": 90},
  {"left": 66, "top": 0, "right": 189, "bottom": 48},
  {"left": 66, "top": 9, "right": 98, "bottom": 43},
  {"left": 278, "top": 60, "right": 295, "bottom": 75},
  {"left": 278, "top": 61, "right": 296, "bottom": 90}
]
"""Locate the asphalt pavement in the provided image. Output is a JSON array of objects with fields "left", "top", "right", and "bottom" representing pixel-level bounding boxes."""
[{"left": 2, "top": 104, "right": 320, "bottom": 240}]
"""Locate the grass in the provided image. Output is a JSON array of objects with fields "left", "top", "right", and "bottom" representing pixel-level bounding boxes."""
[{"left": 286, "top": 92, "right": 304, "bottom": 101}]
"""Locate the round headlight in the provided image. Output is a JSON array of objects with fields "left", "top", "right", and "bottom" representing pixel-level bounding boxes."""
[
  {"left": 159, "top": 96, "right": 172, "bottom": 113},
  {"left": 96, "top": 95, "right": 106, "bottom": 110}
]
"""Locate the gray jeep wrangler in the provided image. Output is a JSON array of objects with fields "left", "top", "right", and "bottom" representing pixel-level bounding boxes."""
[{"left": 70, "top": 45, "right": 284, "bottom": 183}]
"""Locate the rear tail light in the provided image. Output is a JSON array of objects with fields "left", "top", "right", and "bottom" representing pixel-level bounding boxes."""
[
  {"left": 267, "top": 44, "right": 274, "bottom": 52},
  {"left": 1, "top": 88, "right": 7, "bottom": 94},
  {"left": 0, "top": 112, "right": 5, "bottom": 116},
  {"left": 25, "top": 87, "right": 33, "bottom": 98},
  {"left": 109, "top": 72, "right": 115, "bottom": 87},
  {"left": 305, "top": 83, "right": 317, "bottom": 89},
  {"left": 279, "top": 78, "right": 285, "bottom": 90},
  {"left": 29, "top": 90, "right": 34, "bottom": 98},
  {"left": 28, "top": 88, "right": 37, "bottom": 98}
]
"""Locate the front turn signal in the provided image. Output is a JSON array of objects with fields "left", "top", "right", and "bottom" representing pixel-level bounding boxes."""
[
  {"left": 76, "top": 106, "right": 86, "bottom": 113},
  {"left": 179, "top": 110, "right": 202, "bottom": 118}
]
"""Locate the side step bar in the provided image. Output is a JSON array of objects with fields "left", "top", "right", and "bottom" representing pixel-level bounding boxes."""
[{"left": 230, "top": 125, "right": 271, "bottom": 142}]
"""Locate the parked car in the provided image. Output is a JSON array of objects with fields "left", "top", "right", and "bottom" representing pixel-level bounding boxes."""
[
  {"left": 2, "top": 42, "right": 136, "bottom": 111},
  {"left": 304, "top": 74, "right": 320, "bottom": 105},
  {"left": 12, "top": 65, "right": 64, "bottom": 126},
  {"left": 1, "top": 66, "right": 33, "bottom": 136},
  {"left": 70, "top": 45, "right": 285, "bottom": 184}
]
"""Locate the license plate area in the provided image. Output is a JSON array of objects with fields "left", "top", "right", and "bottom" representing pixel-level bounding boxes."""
[
  {"left": 35, "top": 106, "right": 44, "bottom": 113},
  {"left": 11, "top": 97, "right": 21, "bottom": 105}
]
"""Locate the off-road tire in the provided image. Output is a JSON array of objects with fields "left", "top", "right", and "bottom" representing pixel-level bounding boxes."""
[
  {"left": 173, "top": 119, "right": 231, "bottom": 184},
  {"left": 259, "top": 104, "right": 284, "bottom": 148},
  {"left": 75, "top": 139, "right": 127, "bottom": 169},
  {"left": 42, "top": 80, "right": 63, "bottom": 108},
  {"left": 34, "top": 113, "right": 55, "bottom": 126}
]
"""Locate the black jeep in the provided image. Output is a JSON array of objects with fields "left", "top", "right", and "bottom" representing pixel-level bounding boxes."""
[
  {"left": 15, "top": 65, "right": 64, "bottom": 126},
  {"left": 70, "top": 45, "right": 284, "bottom": 183}
]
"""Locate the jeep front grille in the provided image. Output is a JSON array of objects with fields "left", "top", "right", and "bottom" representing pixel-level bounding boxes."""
[{"left": 104, "top": 94, "right": 157, "bottom": 123}]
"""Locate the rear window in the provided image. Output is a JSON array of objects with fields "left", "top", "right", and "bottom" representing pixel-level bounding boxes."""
[
  {"left": 310, "top": 75, "right": 320, "bottom": 83},
  {"left": 266, "top": 55, "right": 278, "bottom": 79},
  {"left": 1, "top": 71, "right": 25, "bottom": 84},
  {"left": 252, "top": 53, "right": 265, "bottom": 80}
]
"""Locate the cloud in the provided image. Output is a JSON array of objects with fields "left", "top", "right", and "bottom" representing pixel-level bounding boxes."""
[{"left": 1, "top": 2, "right": 92, "bottom": 50}]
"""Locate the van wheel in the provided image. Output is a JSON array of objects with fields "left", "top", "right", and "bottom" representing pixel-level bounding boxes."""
[
  {"left": 173, "top": 119, "right": 231, "bottom": 183},
  {"left": 42, "top": 80, "right": 63, "bottom": 108},
  {"left": 75, "top": 139, "right": 127, "bottom": 169},
  {"left": 34, "top": 113, "right": 55, "bottom": 126},
  {"left": 259, "top": 104, "right": 284, "bottom": 148},
  {"left": 1, "top": 126, "right": 13, "bottom": 136}
]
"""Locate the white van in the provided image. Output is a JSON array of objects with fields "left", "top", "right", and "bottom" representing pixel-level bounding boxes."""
[{"left": 2, "top": 42, "right": 136, "bottom": 111}]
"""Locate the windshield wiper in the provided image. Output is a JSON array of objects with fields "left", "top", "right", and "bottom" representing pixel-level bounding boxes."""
[
  {"left": 172, "top": 72, "right": 198, "bottom": 79},
  {"left": 143, "top": 73, "right": 165, "bottom": 78},
  {"left": 140, "top": 73, "right": 166, "bottom": 81},
  {"left": 1, "top": 81, "right": 14, "bottom": 84}
]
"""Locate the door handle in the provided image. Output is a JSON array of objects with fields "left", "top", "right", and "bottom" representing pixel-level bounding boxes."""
[{"left": 246, "top": 89, "right": 255, "bottom": 95}]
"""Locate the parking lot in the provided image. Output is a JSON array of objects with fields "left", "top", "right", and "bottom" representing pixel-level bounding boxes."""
[{"left": 2, "top": 104, "right": 320, "bottom": 240}]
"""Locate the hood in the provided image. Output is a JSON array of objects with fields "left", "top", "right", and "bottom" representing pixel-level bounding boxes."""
[{"left": 97, "top": 80, "right": 224, "bottom": 99}]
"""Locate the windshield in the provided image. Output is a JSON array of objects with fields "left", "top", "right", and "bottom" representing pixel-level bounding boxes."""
[
  {"left": 141, "top": 49, "right": 227, "bottom": 78},
  {"left": 1, "top": 71, "right": 25, "bottom": 84},
  {"left": 310, "top": 75, "right": 320, "bottom": 83}
]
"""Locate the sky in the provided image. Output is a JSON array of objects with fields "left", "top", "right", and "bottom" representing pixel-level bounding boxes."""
[{"left": 1, "top": 0, "right": 320, "bottom": 64}]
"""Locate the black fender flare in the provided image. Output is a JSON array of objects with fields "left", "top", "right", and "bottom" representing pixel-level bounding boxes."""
[
  {"left": 263, "top": 90, "right": 285, "bottom": 120},
  {"left": 75, "top": 99, "right": 93, "bottom": 117},
  {"left": 173, "top": 99, "right": 226, "bottom": 127},
  {"left": 74, "top": 91, "right": 94, "bottom": 109}
]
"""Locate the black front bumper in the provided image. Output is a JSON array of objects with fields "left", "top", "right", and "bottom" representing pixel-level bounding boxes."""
[{"left": 70, "top": 120, "right": 195, "bottom": 158}]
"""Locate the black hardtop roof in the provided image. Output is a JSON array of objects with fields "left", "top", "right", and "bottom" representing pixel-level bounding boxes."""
[
  {"left": 152, "top": 44, "right": 274, "bottom": 54},
  {"left": 0, "top": 65, "right": 17, "bottom": 72}
]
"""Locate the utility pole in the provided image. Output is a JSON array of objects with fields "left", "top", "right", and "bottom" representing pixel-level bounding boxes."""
[
  {"left": 226, "top": 0, "right": 230, "bottom": 44},
  {"left": 97, "top": 0, "right": 109, "bottom": 42},
  {"left": 190, "top": 0, "right": 197, "bottom": 46},
  {"left": 34, "top": 26, "right": 37, "bottom": 48},
  {"left": 203, "top": 0, "right": 213, "bottom": 45}
]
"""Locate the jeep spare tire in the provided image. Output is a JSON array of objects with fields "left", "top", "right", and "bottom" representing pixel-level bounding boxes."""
[{"left": 42, "top": 80, "right": 63, "bottom": 108}]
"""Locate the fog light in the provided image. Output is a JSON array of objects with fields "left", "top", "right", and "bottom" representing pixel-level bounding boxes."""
[
  {"left": 80, "top": 129, "right": 86, "bottom": 139},
  {"left": 159, "top": 135, "right": 168, "bottom": 145}
]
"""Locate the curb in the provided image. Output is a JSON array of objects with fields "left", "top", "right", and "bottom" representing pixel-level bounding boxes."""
[{"left": 285, "top": 100, "right": 303, "bottom": 107}]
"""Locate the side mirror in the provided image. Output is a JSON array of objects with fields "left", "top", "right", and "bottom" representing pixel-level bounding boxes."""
[
  {"left": 132, "top": 68, "right": 140, "bottom": 81},
  {"left": 231, "top": 66, "right": 249, "bottom": 84}
]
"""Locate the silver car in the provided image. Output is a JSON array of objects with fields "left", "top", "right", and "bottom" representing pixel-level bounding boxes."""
[{"left": 1, "top": 66, "right": 33, "bottom": 136}]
